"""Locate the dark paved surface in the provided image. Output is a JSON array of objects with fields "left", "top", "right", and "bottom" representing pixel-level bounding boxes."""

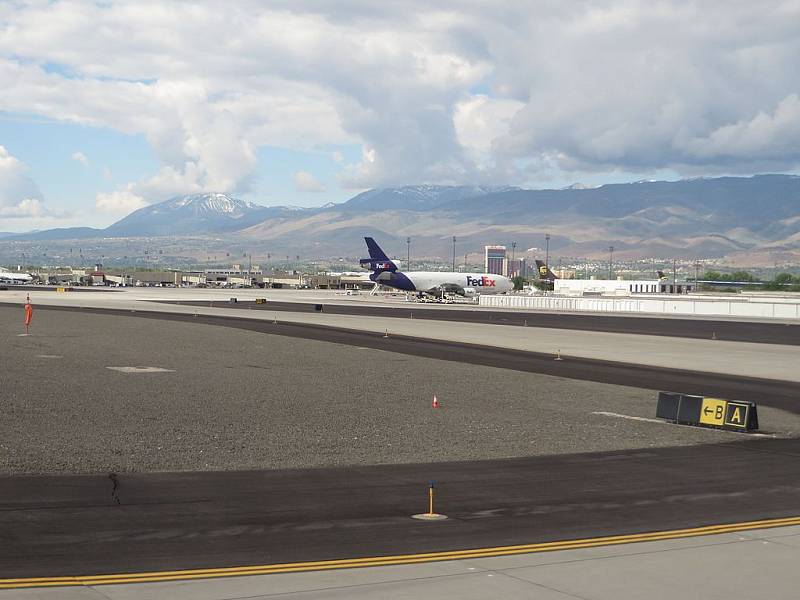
[
  {"left": 2, "top": 438, "right": 800, "bottom": 577},
  {"left": 162, "top": 299, "right": 800, "bottom": 345},
  {"left": 8, "top": 305, "right": 785, "bottom": 475},
  {"left": 34, "top": 305, "right": 800, "bottom": 415},
  {"left": 3, "top": 305, "right": 800, "bottom": 579}
]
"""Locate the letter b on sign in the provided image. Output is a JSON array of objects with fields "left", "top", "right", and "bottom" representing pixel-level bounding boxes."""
[{"left": 699, "top": 398, "right": 727, "bottom": 426}]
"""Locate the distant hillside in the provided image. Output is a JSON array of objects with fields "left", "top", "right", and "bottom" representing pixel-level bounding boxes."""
[
  {"left": 240, "top": 175, "right": 800, "bottom": 260},
  {"left": 5, "top": 175, "right": 800, "bottom": 262},
  {"left": 1, "top": 227, "right": 104, "bottom": 241},
  {"left": 341, "top": 184, "right": 518, "bottom": 212}
]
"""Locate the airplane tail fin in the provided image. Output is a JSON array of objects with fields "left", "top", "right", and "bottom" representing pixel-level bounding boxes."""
[
  {"left": 535, "top": 259, "right": 557, "bottom": 281},
  {"left": 360, "top": 237, "right": 398, "bottom": 272}
]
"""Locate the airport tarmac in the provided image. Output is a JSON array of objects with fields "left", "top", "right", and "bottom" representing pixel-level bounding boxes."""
[
  {"left": 7, "top": 305, "right": 793, "bottom": 474},
  {"left": 3, "top": 289, "right": 800, "bottom": 598},
  {"left": 2, "top": 288, "right": 800, "bottom": 382},
  {"left": 3, "top": 439, "right": 800, "bottom": 590}
]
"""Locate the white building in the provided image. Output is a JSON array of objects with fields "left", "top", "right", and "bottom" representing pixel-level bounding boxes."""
[{"left": 554, "top": 278, "right": 694, "bottom": 296}]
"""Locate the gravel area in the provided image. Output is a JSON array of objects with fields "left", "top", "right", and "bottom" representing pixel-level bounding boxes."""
[{"left": 2, "top": 305, "right": 798, "bottom": 474}]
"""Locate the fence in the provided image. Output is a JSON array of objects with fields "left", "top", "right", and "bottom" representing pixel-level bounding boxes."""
[{"left": 479, "top": 294, "right": 800, "bottom": 319}]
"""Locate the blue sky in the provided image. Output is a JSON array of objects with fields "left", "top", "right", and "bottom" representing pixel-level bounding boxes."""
[
  {"left": 0, "top": 112, "right": 364, "bottom": 229},
  {"left": 1, "top": 1, "right": 798, "bottom": 232}
]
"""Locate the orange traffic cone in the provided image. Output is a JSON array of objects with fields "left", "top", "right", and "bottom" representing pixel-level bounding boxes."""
[{"left": 432, "top": 395, "right": 440, "bottom": 409}]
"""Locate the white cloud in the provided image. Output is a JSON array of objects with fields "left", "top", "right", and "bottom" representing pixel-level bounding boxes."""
[
  {"left": 685, "top": 94, "right": 800, "bottom": 162},
  {"left": 293, "top": 170, "right": 325, "bottom": 193},
  {"left": 0, "top": 197, "right": 46, "bottom": 218},
  {"left": 0, "top": 0, "right": 798, "bottom": 197},
  {"left": 95, "top": 185, "right": 148, "bottom": 214},
  {"left": 0, "top": 145, "right": 47, "bottom": 218},
  {"left": 453, "top": 94, "right": 525, "bottom": 182},
  {"left": 71, "top": 151, "right": 89, "bottom": 167}
]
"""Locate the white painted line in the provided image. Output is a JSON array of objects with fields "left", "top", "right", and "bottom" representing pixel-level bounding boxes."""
[
  {"left": 592, "top": 411, "right": 665, "bottom": 424},
  {"left": 37, "top": 354, "right": 62, "bottom": 359},
  {"left": 106, "top": 366, "right": 175, "bottom": 373},
  {"left": 591, "top": 411, "right": 778, "bottom": 438}
]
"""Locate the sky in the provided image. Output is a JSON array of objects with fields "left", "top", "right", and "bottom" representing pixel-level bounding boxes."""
[{"left": 0, "top": 1, "right": 799, "bottom": 232}]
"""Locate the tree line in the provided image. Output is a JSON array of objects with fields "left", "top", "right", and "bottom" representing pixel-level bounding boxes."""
[{"left": 702, "top": 271, "right": 800, "bottom": 291}]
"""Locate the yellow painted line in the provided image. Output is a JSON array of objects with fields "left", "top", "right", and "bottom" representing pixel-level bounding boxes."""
[{"left": 2, "top": 515, "right": 800, "bottom": 589}]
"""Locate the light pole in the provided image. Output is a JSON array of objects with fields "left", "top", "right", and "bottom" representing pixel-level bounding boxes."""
[
  {"left": 243, "top": 252, "right": 251, "bottom": 285},
  {"left": 545, "top": 234, "right": 550, "bottom": 272},
  {"left": 452, "top": 236, "right": 456, "bottom": 271},
  {"left": 406, "top": 237, "right": 411, "bottom": 270},
  {"left": 608, "top": 246, "right": 614, "bottom": 279},
  {"left": 673, "top": 259, "right": 677, "bottom": 287},
  {"left": 511, "top": 241, "right": 516, "bottom": 277}
]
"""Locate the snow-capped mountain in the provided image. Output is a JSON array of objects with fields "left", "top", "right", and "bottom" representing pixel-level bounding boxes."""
[
  {"left": 104, "top": 193, "right": 296, "bottom": 236},
  {"left": 161, "top": 193, "right": 262, "bottom": 216}
]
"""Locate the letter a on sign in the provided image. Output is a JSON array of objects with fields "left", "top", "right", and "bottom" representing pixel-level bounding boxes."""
[{"left": 725, "top": 402, "right": 750, "bottom": 429}]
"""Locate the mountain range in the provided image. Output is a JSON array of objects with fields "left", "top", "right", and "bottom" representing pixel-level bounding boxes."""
[{"left": 5, "top": 175, "right": 800, "bottom": 261}]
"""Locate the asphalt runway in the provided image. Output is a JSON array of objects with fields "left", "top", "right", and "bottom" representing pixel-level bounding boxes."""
[
  {"left": 3, "top": 304, "right": 800, "bottom": 581},
  {"left": 163, "top": 299, "right": 800, "bottom": 345},
  {"left": 3, "top": 438, "right": 800, "bottom": 578}
]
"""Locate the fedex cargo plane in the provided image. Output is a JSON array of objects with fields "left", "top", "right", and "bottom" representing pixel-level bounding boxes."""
[{"left": 360, "top": 237, "right": 513, "bottom": 297}]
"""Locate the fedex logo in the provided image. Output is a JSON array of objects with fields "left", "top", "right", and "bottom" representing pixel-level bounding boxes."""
[
  {"left": 466, "top": 275, "right": 496, "bottom": 287},
  {"left": 375, "top": 262, "right": 393, "bottom": 270}
]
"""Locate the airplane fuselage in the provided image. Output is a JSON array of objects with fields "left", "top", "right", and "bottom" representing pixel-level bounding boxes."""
[
  {"left": 372, "top": 270, "right": 513, "bottom": 295},
  {"left": 0, "top": 271, "right": 32, "bottom": 283}
]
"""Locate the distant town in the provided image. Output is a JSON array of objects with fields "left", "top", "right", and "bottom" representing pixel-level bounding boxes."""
[{"left": 4, "top": 241, "right": 799, "bottom": 293}]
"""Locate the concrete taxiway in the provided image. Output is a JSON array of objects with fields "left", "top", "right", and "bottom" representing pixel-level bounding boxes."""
[{"left": 175, "top": 297, "right": 800, "bottom": 345}]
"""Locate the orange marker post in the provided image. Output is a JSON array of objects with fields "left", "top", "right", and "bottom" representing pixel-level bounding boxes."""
[{"left": 23, "top": 295, "right": 33, "bottom": 335}]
